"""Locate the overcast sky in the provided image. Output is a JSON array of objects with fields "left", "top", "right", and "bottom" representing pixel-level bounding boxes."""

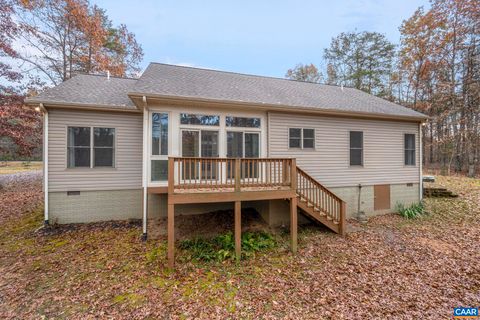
[{"left": 93, "top": 0, "right": 430, "bottom": 78}]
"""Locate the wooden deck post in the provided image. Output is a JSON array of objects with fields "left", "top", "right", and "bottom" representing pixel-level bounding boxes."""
[
  {"left": 167, "top": 157, "right": 175, "bottom": 269},
  {"left": 290, "top": 159, "right": 297, "bottom": 190},
  {"left": 290, "top": 196, "right": 298, "bottom": 253},
  {"left": 167, "top": 203, "right": 175, "bottom": 269},
  {"left": 339, "top": 200, "right": 346, "bottom": 236},
  {"left": 234, "top": 201, "right": 241, "bottom": 261}
]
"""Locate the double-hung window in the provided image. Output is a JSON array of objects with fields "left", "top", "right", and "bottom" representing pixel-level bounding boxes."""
[
  {"left": 349, "top": 131, "right": 363, "bottom": 166},
  {"left": 404, "top": 134, "right": 416, "bottom": 166},
  {"left": 67, "top": 127, "right": 115, "bottom": 168},
  {"left": 289, "top": 128, "right": 315, "bottom": 149}
]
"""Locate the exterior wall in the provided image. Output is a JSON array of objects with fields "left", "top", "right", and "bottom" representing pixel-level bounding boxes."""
[
  {"left": 49, "top": 189, "right": 142, "bottom": 224},
  {"left": 46, "top": 106, "right": 421, "bottom": 225},
  {"left": 47, "top": 108, "right": 143, "bottom": 192},
  {"left": 268, "top": 112, "right": 421, "bottom": 188},
  {"left": 330, "top": 183, "right": 420, "bottom": 218}
]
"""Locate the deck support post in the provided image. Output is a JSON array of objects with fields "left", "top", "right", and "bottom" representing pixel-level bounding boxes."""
[
  {"left": 167, "top": 157, "right": 175, "bottom": 269},
  {"left": 290, "top": 196, "right": 298, "bottom": 253},
  {"left": 234, "top": 201, "right": 241, "bottom": 261},
  {"left": 167, "top": 203, "right": 175, "bottom": 269},
  {"left": 339, "top": 201, "right": 346, "bottom": 236}
]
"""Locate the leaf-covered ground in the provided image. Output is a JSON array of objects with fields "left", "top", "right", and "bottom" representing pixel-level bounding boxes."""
[
  {"left": 0, "top": 161, "right": 42, "bottom": 175},
  {"left": 0, "top": 174, "right": 479, "bottom": 319}
]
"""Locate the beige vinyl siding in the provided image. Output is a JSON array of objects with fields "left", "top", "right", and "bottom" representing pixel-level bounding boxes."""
[
  {"left": 48, "top": 108, "right": 142, "bottom": 191},
  {"left": 268, "top": 112, "right": 420, "bottom": 188}
]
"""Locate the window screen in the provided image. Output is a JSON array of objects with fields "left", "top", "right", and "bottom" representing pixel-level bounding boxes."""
[
  {"left": 67, "top": 127, "right": 91, "bottom": 168},
  {"left": 404, "top": 134, "right": 416, "bottom": 165},
  {"left": 93, "top": 128, "right": 115, "bottom": 167},
  {"left": 289, "top": 128, "right": 302, "bottom": 148},
  {"left": 289, "top": 128, "right": 314, "bottom": 149},
  {"left": 303, "top": 129, "right": 315, "bottom": 149},
  {"left": 350, "top": 131, "right": 363, "bottom": 166}
]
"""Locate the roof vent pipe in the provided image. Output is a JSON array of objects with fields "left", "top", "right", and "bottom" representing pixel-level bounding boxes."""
[{"left": 107, "top": 70, "right": 110, "bottom": 80}]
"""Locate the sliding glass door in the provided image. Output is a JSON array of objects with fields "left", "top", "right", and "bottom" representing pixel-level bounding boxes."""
[
  {"left": 181, "top": 130, "right": 218, "bottom": 180},
  {"left": 227, "top": 131, "right": 259, "bottom": 178}
]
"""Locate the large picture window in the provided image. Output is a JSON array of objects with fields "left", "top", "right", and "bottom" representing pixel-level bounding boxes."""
[
  {"left": 350, "top": 131, "right": 363, "bottom": 166},
  {"left": 404, "top": 134, "right": 416, "bottom": 166},
  {"left": 67, "top": 127, "right": 115, "bottom": 168},
  {"left": 152, "top": 113, "right": 168, "bottom": 156}
]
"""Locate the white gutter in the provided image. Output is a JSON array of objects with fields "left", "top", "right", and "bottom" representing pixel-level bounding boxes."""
[
  {"left": 419, "top": 122, "right": 423, "bottom": 201},
  {"left": 41, "top": 104, "right": 49, "bottom": 224},
  {"left": 141, "top": 96, "right": 148, "bottom": 240}
]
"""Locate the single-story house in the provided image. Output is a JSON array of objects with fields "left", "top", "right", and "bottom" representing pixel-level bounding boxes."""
[{"left": 26, "top": 63, "right": 427, "bottom": 267}]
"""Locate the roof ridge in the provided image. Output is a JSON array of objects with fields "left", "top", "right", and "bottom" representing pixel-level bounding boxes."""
[
  {"left": 147, "top": 62, "right": 356, "bottom": 90},
  {"left": 73, "top": 72, "right": 139, "bottom": 81}
]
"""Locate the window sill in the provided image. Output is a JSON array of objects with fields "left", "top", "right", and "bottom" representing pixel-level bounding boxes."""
[{"left": 65, "top": 167, "right": 117, "bottom": 171}]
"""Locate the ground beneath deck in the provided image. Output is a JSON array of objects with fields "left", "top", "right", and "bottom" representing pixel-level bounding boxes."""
[{"left": 148, "top": 208, "right": 274, "bottom": 240}]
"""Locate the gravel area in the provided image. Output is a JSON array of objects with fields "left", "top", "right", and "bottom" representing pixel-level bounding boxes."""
[{"left": 0, "top": 170, "right": 42, "bottom": 187}]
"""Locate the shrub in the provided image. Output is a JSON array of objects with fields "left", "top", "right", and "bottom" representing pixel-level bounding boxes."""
[
  {"left": 179, "top": 231, "right": 276, "bottom": 262},
  {"left": 395, "top": 202, "right": 425, "bottom": 219}
]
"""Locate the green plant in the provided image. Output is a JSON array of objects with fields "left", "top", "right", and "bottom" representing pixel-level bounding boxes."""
[
  {"left": 395, "top": 202, "right": 425, "bottom": 219},
  {"left": 179, "top": 231, "right": 276, "bottom": 262}
]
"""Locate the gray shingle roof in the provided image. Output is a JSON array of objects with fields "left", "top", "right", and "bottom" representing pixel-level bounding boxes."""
[
  {"left": 130, "top": 63, "right": 426, "bottom": 120},
  {"left": 26, "top": 74, "right": 138, "bottom": 110},
  {"left": 27, "top": 63, "right": 426, "bottom": 120}
]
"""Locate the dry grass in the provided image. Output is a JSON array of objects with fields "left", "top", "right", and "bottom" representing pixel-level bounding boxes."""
[
  {"left": 0, "top": 161, "right": 42, "bottom": 175},
  {"left": 0, "top": 174, "right": 479, "bottom": 319}
]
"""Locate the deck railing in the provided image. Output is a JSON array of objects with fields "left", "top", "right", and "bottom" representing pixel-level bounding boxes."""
[{"left": 168, "top": 157, "right": 295, "bottom": 192}]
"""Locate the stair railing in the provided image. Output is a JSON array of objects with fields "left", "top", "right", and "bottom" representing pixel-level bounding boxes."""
[{"left": 296, "top": 167, "right": 346, "bottom": 235}]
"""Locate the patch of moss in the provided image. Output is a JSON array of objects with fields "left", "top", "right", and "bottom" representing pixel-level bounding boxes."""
[{"left": 112, "top": 292, "right": 145, "bottom": 306}]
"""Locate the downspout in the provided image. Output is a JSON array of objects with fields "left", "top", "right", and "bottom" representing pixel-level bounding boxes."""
[
  {"left": 141, "top": 96, "right": 148, "bottom": 240},
  {"left": 266, "top": 111, "right": 270, "bottom": 157},
  {"left": 39, "top": 104, "right": 49, "bottom": 225},
  {"left": 419, "top": 122, "right": 423, "bottom": 201}
]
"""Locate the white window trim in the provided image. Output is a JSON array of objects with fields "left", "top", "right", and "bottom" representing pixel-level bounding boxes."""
[
  {"left": 65, "top": 125, "right": 117, "bottom": 169},
  {"left": 288, "top": 127, "right": 315, "bottom": 150}
]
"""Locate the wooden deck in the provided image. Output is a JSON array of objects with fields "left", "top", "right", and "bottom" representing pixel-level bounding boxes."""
[{"left": 157, "top": 156, "right": 346, "bottom": 269}]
